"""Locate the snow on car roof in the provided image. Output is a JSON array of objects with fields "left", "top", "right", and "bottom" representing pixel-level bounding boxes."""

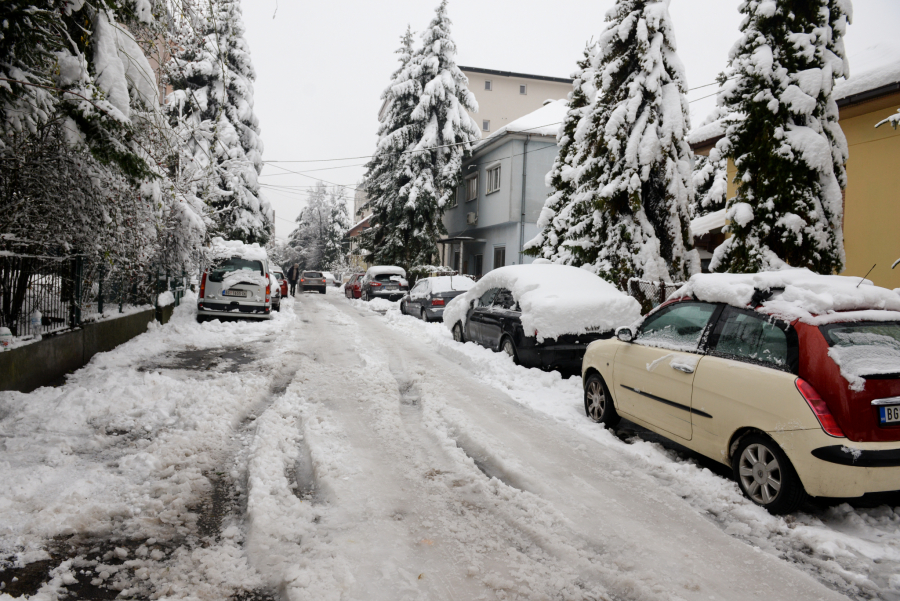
[
  {"left": 207, "top": 237, "right": 269, "bottom": 263},
  {"left": 672, "top": 268, "right": 900, "bottom": 323},
  {"left": 427, "top": 275, "right": 475, "bottom": 293},
  {"left": 443, "top": 264, "right": 642, "bottom": 341},
  {"left": 366, "top": 265, "right": 406, "bottom": 277}
]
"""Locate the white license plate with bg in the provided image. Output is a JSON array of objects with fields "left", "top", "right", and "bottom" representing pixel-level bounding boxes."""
[
  {"left": 222, "top": 290, "right": 248, "bottom": 297},
  {"left": 880, "top": 406, "right": 900, "bottom": 424}
]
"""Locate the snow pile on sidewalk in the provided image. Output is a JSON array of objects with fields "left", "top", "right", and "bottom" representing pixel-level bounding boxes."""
[
  {"left": 673, "top": 268, "right": 900, "bottom": 322},
  {"left": 443, "top": 264, "right": 642, "bottom": 340}
]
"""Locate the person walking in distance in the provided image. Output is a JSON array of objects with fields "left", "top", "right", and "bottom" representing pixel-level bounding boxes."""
[{"left": 287, "top": 263, "right": 300, "bottom": 296}]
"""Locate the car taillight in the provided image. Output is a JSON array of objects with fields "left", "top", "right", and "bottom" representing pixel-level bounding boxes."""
[
  {"left": 266, "top": 275, "right": 271, "bottom": 299},
  {"left": 371, "top": 282, "right": 382, "bottom": 287},
  {"left": 300, "top": 278, "right": 305, "bottom": 282},
  {"left": 796, "top": 378, "right": 845, "bottom": 438},
  {"left": 199, "top": 271, "right": 207, "bottom": 298},
  {"left": 431, "top": 298, "right": 445, "bottom": 306}
]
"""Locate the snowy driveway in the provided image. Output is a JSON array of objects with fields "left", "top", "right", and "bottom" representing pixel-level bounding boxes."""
[{"left": 1, "top": 291, "right": 899, "bottom": 600}]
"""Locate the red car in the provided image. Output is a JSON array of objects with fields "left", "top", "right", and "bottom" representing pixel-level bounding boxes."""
[
  {"left": 344, "top": 273, "right": 365, "bottom": 299},
  {"left": 272, "top": 268, "right": 289, "bottom": 298}
]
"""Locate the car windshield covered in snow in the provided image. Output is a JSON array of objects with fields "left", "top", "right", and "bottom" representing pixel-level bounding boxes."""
[
  {"left": 208, "top": 257, "right": 264, "bottom": 282},
  {"left": 820, "top": 321, "right": 900, "bottom": 381}
]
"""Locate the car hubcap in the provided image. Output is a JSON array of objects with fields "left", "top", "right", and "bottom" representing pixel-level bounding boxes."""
[
  {"left": 503, "top": 340, "right": 514, "bottom": 357},
  {"left": 453, "top": 326, "right": 462, "bottom": 342},
  {"left": 586, "top": 381, "right": 605, "bottom": 421},
  {"left": 739, "top": 444, "right": 782, "bottom": 505}
]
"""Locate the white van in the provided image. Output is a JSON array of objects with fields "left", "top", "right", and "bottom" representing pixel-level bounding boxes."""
[{"left": 197, "top": 238, "right": 272, "bottom": 321}]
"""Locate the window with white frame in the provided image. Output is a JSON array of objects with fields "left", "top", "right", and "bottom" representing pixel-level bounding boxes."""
[
  {"left": 482, "top": 120, "right": 490, "bottom": 132},
  {"left": 484, "top": 80, "right": 492, "bottom": 91},
  {"left": 519, "top": 84, "right": 527, "bottom": 95},
  {"left": 486, "top": 165, "right": 501, "bottom": 193},
  {"left": 465, "top": 174, "right": 478, "bottom": 201}
]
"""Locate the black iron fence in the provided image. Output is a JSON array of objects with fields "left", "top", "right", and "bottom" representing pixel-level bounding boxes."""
[
  {"left": 0, "top": 252, "right": 187, "bottom": 340},
  {"left": 627, "top": 278, "right": 685, "bottom": 314}
]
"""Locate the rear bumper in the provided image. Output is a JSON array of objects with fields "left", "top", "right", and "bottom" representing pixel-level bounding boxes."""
[
  {"left": 424, "top": 307, "right": 445, "bottom": 320},
  {"left": 770, "top": 429, "right": 900, "bottom": 497},
  {"left": 197, "top": 301, "right": 272, "bottom": 320},
  {"left": 372, "top": 290, "right": 404, "bottom": 300}
]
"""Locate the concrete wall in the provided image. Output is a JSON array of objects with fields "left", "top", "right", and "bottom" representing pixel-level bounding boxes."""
[
  {"left": 0, "top": 306, "right": 175, "bottom": 393},
  {"left": 463, "top": 69, "right": 571, "bottom": 135}
]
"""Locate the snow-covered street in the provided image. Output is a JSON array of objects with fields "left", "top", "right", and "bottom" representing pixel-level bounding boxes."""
[{"left": 2, "top": 291, "right": 900, "bottom": 600}]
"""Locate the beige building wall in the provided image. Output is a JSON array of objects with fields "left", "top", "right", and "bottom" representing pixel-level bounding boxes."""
[{"left": 460, "top": 68, "right": 572, "bottom": 135}]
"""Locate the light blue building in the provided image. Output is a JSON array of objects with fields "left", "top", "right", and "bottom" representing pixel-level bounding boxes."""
[{"left": 440, "top": 100, "right": 566, "bottom": 278}]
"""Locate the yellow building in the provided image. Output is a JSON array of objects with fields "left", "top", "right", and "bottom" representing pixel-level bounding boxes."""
[{"left": 690, "top": 63, "right": 900, "bottom": 289}]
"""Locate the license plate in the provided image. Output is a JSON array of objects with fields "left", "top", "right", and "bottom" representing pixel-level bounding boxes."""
[
  {"left": 880, "top": 406, "right": 900, "bottom": 424},
  {"left": 386, "top": 285, "right": 398, "bottom": 290},
  {"left": 222, "top": 290, "right": 248, "bottom": 297}
]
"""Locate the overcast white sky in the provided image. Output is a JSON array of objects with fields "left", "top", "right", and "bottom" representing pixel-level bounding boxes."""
[{"left": 239, "top": 0, "right": 900, "bottom": 241}]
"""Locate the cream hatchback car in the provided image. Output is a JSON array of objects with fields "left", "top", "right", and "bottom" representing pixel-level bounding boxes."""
[{"left": 582, "top": 269, "right": 900, "bottom": 514}]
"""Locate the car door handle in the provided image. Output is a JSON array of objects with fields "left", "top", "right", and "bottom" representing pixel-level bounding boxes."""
[{"left": 672, "top": 364, "right": 694, "bottom": 374}]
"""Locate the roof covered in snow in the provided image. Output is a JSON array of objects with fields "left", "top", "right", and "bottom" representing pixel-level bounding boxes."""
[
  {"left": 365, "top": 265, "right": 406, "bottom": 278},
  {"left": 477, "top": 100, "right": 568, "bottom": 148},
  {"left": 672, "top": 268, "right": 900, "bottom": 324},
  {"left": 834, "top": 43, "right": 900, "bottom": 103},
  {"left": 690, "top": 209, "right": 727, "bottom": 238},
  {"left": 443, "top": 264, "right": 642, "bottom": 340}
]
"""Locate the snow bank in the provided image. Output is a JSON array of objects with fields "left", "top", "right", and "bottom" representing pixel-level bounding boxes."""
[
  {"left": 672, "top": 268, "right": 900, "bottom": 323},
  {"left": 207, "top": 237, "right": 269, "bottom": 264},
  {"left": 157, "top": 291, "right": 175, "bottom": 307},
  {"left": 443, "top": 264, "right": 641, "bottom": 340}
]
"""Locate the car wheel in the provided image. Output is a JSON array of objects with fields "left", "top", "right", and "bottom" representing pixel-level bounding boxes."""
[
  {"left": 733, "top": 434, "right": 806, "bottom": 514},
  {"left": 501, "top": 337, "right": 519, "bottom": 365},
  {"left": 584, "top": 373, "right": 620, "bottom": 427},
  {"left": 196, "top": 315, "right": 206, "bottom": 324},
  {"left": 452, "top": 322, "right": 465, "bottom": 343},
  {"left": 420, "top": 307, "right": 427, "bottom": 322},
  {"left": 319, "top": 287, "right": 326, "bottom": 294}
]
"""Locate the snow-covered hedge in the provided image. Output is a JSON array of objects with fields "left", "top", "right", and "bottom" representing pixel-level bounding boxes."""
[{"left": 443, "top": 264, "right": 642, "bottom": 341}]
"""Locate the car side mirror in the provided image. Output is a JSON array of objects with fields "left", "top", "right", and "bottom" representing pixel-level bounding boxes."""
[{"left": 616, "top": 327, "right": 634, "bottom": 343}]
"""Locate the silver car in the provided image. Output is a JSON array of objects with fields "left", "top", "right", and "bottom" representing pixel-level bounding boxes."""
[
  {"left": 197, "top": 255, "right": 272, "bottom": 321},
  {"left": 300, "top": 271, "right": 327, "bottom": 294}
]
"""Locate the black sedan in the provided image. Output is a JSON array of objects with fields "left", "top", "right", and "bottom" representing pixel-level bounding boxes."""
[
  {"left": 400, "top": 275, "right": 474, "bottom": 322},
  {"left": 452, "top": 287, "right": 613, "bottom": 374}
]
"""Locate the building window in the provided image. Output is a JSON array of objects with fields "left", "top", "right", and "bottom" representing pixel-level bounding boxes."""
[
  {"left": 493, "top": 246, "right": 506, "bottom": 270},
  {"left": 449, "top": 187, "right": 459, "bottom": 208},
  {"left": 465, "top": 174, "right": 478, "bottom": 201},
  {"left": 519, "top": 84, "right": 527, "bottom": 95},
  {"left": 484, "top": 80, "right": 492, "bottom": 91},
  {"left": 486, "top": 165, "right": 501, "bottom": 193},
  {"left": 482, "top": 119, "right": 490, "bottom": 132}
]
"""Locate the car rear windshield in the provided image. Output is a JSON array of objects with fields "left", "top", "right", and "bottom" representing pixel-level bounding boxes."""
[
  {"left": 274, "top": 273, "right": 284, "bottom": 281},
  {"left": 374, "top": 274, "right": 402, "bottom": 282},
  {"left": 208, "top": 258, "right": 264, "bottom": 282},
  {"left": 820, "top": 322, "right": 900, "bottom": 379},
  {"left": 303, "top": 272, "right": 323, "bottom": 278}
]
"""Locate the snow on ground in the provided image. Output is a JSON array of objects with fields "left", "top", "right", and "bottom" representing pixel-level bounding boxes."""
[{"left": 2, "top": 288, "right": 899, "bottom": 600}]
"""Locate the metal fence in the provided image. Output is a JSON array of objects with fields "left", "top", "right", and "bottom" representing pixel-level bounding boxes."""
[
  {"left": 627, "top": 278, "right": 685, "bottom": 314},
  {"left": 0, "top": 252, "right": 187, "bottom": 340}
]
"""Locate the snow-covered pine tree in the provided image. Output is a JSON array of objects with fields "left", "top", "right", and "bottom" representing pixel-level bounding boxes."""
[
  {"left": 363, "top": 1, "right": 480, "bottom": 269},
  {"left": 166, "top": 0, "right": 272, "bottom": 245},
  {"left": 690, "top": 155, "right": 727, "bottom": 218},
  {"left": 528, "top": 0, "right": 696, "bottom": 287},
  {"left": 710, "top": 0, "right": 851, "bottom": 274},
  {"left": 524, "top": 45, "right": 596, "bottom": 261},
  {"left": 284, "top": 182, "right": 350, "bottom": 270}
]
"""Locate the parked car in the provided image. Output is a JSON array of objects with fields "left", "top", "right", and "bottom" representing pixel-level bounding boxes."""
[
  {"left": 344, "top": 273, "right": 365, "bottom": 299},
  {"left": 272, "top": 268, "right": 288, "bottom": 298},
  {"left": 300, "top": 271, "right": 327, "bottom": 294},
  {"left": 581, "top": 269, "right": 900, "bottom": 514},
  {"left": 322, "top": 271, "right": 339, "bottom": 287},
  {"left": 401, "top": 275, "right": 475, "bottom": 322},
  {"left": 269, "top": 273, "right": 282, "bottom": 311},
  {"left": 197, "top": 238, "right": 272, "bottom": 321},
  {"left": 341, "top": 272, "right": 356, "bottom": 286},
  {"left": 444, "top": 264, "right": 641, "bottom": 373},
  {"left": 361, "top": 266, "right": 409, "bottom": 302}
]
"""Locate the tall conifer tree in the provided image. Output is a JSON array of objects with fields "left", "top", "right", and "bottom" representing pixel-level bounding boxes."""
[
  {"left": 362, "top": 1, "right": 480, "bottom": 269},
  {"left": 527, "top": 0, "right": 696, "bottom": 287},
  {"left": 710, "top": 0, "right": 851, "bottom": 273},
  {"left": 166, "top": 0, "right": 272, "bottom": 244}
]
